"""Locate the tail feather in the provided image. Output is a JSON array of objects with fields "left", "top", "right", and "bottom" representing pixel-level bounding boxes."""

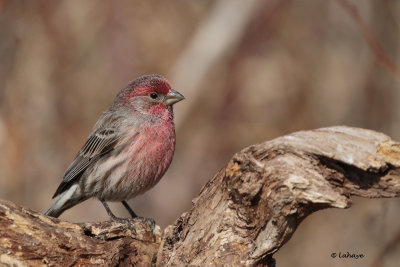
[
  {"left": 44, "top": 202, "right": 65, "bottom": 218},
  {"left": 44, "top": 184, "right": 83, "bottom": 218}
]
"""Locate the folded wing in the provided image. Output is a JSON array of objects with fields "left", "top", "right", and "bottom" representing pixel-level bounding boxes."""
[{"left": 52, "top": 126, "right": 121, "bottom": 198}]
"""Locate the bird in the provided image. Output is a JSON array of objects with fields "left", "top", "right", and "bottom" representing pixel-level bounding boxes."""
[{"left": 44, "top": 74, "right": 184, "bottom": 228}]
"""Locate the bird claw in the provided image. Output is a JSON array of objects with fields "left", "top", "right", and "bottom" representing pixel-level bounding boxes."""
[
  {"left": 109, "top": 217, "right": 137, "bottom": 234},
  {"left": 109, "top": 216, "right": 156, "bottom": 236},
  {"left": 134, "top": 216, "right": 156, "bottom": 235}
]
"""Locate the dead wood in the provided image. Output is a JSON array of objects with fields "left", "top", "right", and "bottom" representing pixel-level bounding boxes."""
[{"left": 1, "top": 126, "right": 400, "bottom": 266}]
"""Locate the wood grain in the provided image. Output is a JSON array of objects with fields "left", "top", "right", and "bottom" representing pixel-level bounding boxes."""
[{"left": 1, "top": 126, "right": 400, "bottom": 266}]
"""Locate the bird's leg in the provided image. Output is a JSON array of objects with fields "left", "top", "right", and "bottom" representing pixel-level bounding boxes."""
[
  {"left": 101, "top": 199, "right": 137, "bottom": 233},
  {"left": 121, "top": 200, "right": 155, "bottom": 233},
  {"left": 101, "top": 199, "right": 120, "bottom": 220},
  {"left": 121, "top": 200, "right": 138, "bottom": 218}
]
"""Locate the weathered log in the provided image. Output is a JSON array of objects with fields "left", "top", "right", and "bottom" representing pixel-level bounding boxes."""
[
  {"left": 0, "top": 200, "right": 161, "bottom": 266},
  {"left": 1, "top": 126, "right": 400, "bottom": 266}
]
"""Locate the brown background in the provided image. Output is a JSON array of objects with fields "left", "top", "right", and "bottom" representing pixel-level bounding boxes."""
[{"left": 0, "top": 1, "right": 399, "bottom": 266}]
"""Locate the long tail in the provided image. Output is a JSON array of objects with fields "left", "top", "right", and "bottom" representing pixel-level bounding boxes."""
[{"left": 44, "top": 184, "right": 85, "bottom": 218}]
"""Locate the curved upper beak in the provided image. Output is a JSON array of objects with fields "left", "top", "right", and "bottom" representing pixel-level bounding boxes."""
[{"left": 164, "top": 89, "right": 185, "bottom": 106}]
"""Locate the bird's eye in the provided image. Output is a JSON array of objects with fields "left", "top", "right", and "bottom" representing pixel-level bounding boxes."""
[{"left": 150, "top": 93, "right": 158, "bottom": 99}]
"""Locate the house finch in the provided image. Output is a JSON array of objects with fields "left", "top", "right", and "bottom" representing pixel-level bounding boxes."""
[{"left": 44, "top": 74, "right": 184, "bottom": 227}]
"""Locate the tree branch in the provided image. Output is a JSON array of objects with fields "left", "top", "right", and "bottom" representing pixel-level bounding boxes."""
[
  {"left": 0, "top": 200, "right": 160, "bottom": 266},
  {"left": 1, "top": 126, "right": 400, "bottom": 266},
  {"left": 158, "top": 126, "right": 400, "bottom": 266}
]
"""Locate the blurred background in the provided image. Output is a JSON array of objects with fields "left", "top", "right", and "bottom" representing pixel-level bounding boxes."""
[{"left": 0, "top": 0, "right": 399, "bottom": 266}]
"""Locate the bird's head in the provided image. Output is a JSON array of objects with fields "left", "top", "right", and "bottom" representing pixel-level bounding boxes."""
[{"left": 115, "top": 74, "right": 185, "bottom": 116}]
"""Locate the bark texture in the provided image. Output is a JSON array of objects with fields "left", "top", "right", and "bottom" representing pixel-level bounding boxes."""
[
  {"left": 1, "top": 126, "right": 400, "bottom": 266},
  {"left": 0, "top": 200, "right": 160, "bottom": 266}
]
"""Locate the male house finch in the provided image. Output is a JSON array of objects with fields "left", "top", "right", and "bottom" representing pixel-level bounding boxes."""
[{"left": 44, "top": 74, "right": 184, "bottom": 226}]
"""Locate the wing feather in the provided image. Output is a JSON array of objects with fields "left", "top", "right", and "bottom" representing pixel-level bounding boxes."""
[{"left": 52, "top": 126, "right": 121, "bottom": 198}]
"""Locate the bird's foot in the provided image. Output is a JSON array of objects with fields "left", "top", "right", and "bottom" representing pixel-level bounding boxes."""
[
  {"left": 133, "top": 216, "right": 156, "bottom": 234},
  {"left": 109, "top": 215, "right": 156, "bottom": 235},
  {"left": 108, "top": 216, "right": 137, "bottom": 234}
]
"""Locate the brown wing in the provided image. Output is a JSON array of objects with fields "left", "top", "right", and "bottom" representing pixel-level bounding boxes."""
[{"left": 52, "top": 127, "right": 120, "bottom": 198}]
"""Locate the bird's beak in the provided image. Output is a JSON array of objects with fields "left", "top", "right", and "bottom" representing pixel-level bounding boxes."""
[{"left": 164, "top": 89, "right": 185, "bottom": 106}]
